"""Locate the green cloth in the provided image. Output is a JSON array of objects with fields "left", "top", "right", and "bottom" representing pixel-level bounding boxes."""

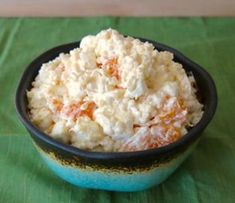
[{"left": 0, "top": 17, "right": 234, "bottom": 203}]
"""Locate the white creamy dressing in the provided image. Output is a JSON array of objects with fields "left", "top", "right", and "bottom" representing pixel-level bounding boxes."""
[{"left": 27, "top": 29, "right": 203, "bottom": 152}]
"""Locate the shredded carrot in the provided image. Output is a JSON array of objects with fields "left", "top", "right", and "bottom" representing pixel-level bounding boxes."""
[
  {"left": 105, "top": 58, "right": 120, "bottom": 80},
  {"left": 159, "top": 97, "right": 186, "bottom": 123},
  {"left": 141, "top": 134, "right": 159, "bottom": 149},
  {"left": 123, "top": 97, "right": 186, "bottom": 151},
  {"left": 96, "top": 57, "right": 120, "bottom": 80},
  {"left": 96, "top": 62, "right": 102, "bottom": 68},
  {"left": 52, "top": 99, "right": 63, "bottom": 112},
  {"left": 55, "top": 79, "right": 61, "bottom": 86},
  {"left": 62, "top": 101, "right": 96, "bottom": 121}
]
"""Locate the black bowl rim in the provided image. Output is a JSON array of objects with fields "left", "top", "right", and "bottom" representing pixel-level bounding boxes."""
[{"left": 15, "top": 38, "right": 217, "bottom": 160}]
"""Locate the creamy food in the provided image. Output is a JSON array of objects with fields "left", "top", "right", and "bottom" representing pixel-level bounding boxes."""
[{"left": 27, "top": 29, "right": 203, "bottom": 152}]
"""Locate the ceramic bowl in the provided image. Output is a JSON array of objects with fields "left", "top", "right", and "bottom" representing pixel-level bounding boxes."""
[{"left": 15, "top": 39, "right": 217, "bottom": 192}]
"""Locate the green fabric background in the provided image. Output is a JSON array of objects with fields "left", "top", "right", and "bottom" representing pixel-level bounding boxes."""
[{"left": 0, "top": 17, "right": 234, "bottom": 203}]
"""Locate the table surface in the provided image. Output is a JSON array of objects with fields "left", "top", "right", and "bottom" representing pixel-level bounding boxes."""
[
  {"left": 0, "top": 17, "right": 235, "bottom": 203},
  {"left": 1, "top": 0, "right": 235, "bottom": 17}
]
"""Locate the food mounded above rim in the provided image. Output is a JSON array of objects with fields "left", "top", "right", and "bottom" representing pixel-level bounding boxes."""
[{"left": 27, "top": 29, "right": 203, "bottom": 152}]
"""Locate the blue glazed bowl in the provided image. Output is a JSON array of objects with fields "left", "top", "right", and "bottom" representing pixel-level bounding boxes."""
[{"left": 15, "top": 39, "right": 217, "bottom": 192}]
